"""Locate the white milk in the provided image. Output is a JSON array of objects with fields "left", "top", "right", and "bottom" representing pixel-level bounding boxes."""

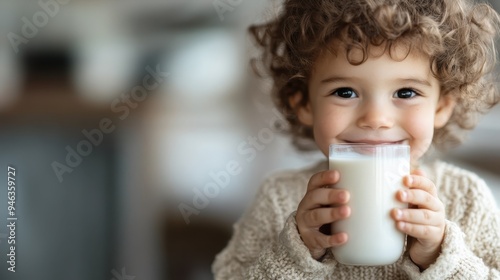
[{"left": 329, "top": 153, "right": 409, "bottom": 266}]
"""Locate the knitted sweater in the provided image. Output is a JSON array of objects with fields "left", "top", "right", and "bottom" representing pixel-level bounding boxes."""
[{"left": 212, "top": 160, "right": 500, "bottom": 279}]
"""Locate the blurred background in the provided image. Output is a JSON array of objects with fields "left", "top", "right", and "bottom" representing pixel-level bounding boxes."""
[{"left": 0, "top": 0, "right": 498, "bottom": 279}]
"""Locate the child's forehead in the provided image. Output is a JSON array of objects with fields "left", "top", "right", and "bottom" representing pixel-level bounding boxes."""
[
  {"left": 318, "top": 40, "right": 430, "bottom": 63},
  {"left": 309, "top": 40, "right": 436, "bottom": 83},
  {"left": 310, "top": 40, "right": 432, "bottom": 73}
]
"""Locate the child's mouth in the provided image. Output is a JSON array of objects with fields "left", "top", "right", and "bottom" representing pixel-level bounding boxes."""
[{"left": 344, "top": 140, "right": 408, "bottom": 145}]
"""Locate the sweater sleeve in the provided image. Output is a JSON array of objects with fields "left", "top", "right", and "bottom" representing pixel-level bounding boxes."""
[
  {"left": 212, "top": 175, "right": 338, "bottom": 279},
  {"left": 399, "top": 174, "right": 500, "bottom": 280}
]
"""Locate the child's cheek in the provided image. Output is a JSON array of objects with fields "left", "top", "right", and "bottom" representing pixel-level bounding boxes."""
[
  {"left": 404, "top": 114, "right": 435, "bottom": 160},
  {"left": 313, "top": 125, "right": 330, "bottom": 156}
]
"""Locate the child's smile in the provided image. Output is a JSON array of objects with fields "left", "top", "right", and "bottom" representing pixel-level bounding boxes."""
[{"left": 295, "top": 43, "right": 455, "bottom": 162}]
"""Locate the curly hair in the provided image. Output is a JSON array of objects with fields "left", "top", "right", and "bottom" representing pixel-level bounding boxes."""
[{"left": 249, "top": 0, "right": 500, "bottom": 150}]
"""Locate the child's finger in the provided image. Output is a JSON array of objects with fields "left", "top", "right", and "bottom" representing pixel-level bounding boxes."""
[
  {"left": 392, "top": 208, "right": 443, "bottom": 227},
  {"left": 396, "top": 221, "right": 442, "bottom": 241},
  {"left": 307, "top": 170, "right": 340, "bottom": 191},
  {"left": 311, "top": 188, "right": 349, "bottom": 206},
  {"left": 311, "top": 231, "right": 348, "bottom": 248},
  {"left": 301, "top": 228, "right": 348, "bottom": 252},
  {"left": 299, "top": 188, "right": 349, "bottom": 210},
  {"left": 398, "top": 189, "right": 443, "bottom": 212},
  {"left": 411, "top": 169, "right": 426, "bottom": 177},
  {"left": 404, "top": 175, "right": 437, "bottom": 196},
  {"left": 328, "top": 232, "right": 348, "bottom": 247},
  {"left": 302, "top": 206, "right": 351, "bottom": 227}
]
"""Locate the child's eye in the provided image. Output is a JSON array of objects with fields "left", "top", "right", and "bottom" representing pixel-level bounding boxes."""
[
  {"left": 394, "top": 88, "right": 418, "bottom": 99},
  {"left": 331, "top": 88, "right": 358, "bottom": 98}
]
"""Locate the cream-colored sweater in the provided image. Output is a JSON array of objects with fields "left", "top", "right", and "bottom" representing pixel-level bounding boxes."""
[{"left": 212, "top": 160, "right": 500, "bottom": 279}]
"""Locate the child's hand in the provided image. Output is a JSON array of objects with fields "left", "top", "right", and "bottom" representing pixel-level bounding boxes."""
[
  {"left": 392, "top": 169, "right": 446, "bottom": 270},
  {"left": 296, "top": 170, "right": 351, "bottom": 260}
]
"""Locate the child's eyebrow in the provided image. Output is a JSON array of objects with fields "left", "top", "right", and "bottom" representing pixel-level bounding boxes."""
[
  {"left": 395, "top": 78, "right": 432, "bottom": 87},
  {"left": 319, "top": 76, "right": 433, "bottom": 88},
  {"left": 320, "top": 76, "right": 355, "bottom": 84}
]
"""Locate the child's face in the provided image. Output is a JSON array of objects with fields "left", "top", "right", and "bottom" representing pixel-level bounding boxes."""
[{"left": 295, "top": 44, "right": 455, "bottom": 161}]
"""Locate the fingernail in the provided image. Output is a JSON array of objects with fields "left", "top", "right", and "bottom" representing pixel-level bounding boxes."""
[
  {"left": 336, "top": 234, "right": 345, "bottom": 243},
  {"left": 395, "top": 209, "right": 402, "bottom": 219},
  {"left": 340, "top": 206, "right": 349, "bottom": 216},
  {"left": 407, "top": 176, "right": 413, "bottom": 186},
  {"left": 338, "top": 191, "right": 346, "bottom": 201},
  {"left": 401, "top": 191, "right": 407, "bottom": 201}
]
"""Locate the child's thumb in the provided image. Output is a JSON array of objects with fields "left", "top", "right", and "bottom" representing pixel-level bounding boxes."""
[{"left": 411, "top": 169, "right": 426, "bottom": 177}]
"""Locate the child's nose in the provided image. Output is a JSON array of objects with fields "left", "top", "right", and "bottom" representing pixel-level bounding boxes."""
[{"left": 356, "top": 102, "right": 394, "bottom": 130}]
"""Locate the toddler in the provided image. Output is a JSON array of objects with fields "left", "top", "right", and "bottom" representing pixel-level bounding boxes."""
[{"left": 213, "top": 0, "right": 500, "bottom": 279}]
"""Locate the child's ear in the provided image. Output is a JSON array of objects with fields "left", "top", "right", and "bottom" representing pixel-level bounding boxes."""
[
  {"left": 434, "top": 93, "right": 456, "bottom": 129},
  {"left": 289, "top": 91, "right": 313, "bottom": 126}
]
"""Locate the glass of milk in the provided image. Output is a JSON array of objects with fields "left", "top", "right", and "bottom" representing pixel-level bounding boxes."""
[{"left": 329, "top": 143, "right": 410, "bottom": 266}]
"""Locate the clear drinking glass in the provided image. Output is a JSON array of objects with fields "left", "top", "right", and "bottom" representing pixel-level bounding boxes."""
[{"left": 329, "top": 143, "right": 410, "bottom": 265}]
